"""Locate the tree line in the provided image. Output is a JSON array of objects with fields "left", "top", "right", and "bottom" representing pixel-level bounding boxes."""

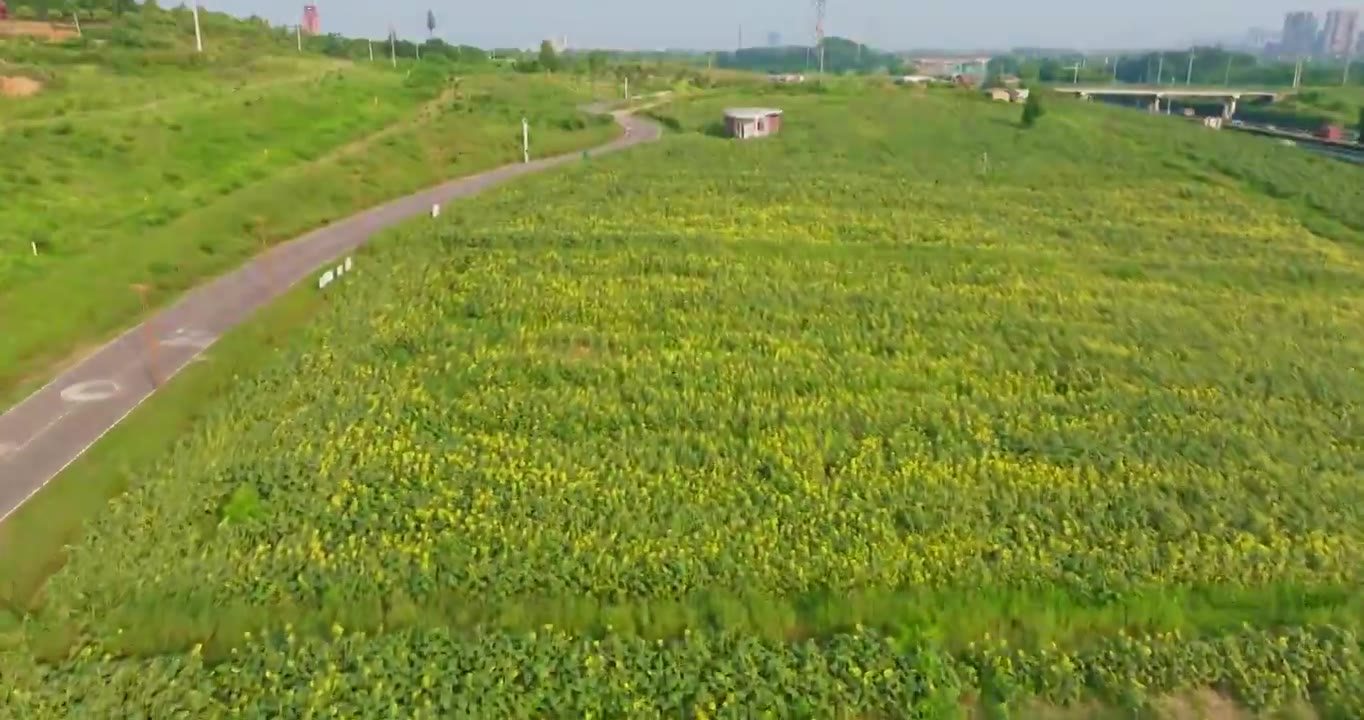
[
  {"left": 716, "top": 37, "right": 907, "bottom": 75},
  {"left": 5, "top": 0, "right": 137, "bottom": 21}
]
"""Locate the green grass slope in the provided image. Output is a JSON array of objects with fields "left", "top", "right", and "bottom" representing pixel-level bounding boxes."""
[
  {"left": 3, "top": 87, "right": 1363, "bottom": 716},
  {"left": 0, "top": 9, "right": 619, "bottom": 404}
]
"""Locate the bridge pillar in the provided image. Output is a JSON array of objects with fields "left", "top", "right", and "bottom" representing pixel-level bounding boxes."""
[
  {"left": 1221, "top": 97, "right": 1238, "bottom": 120},
  {"left": 1150, "top": 97, "right": 1160, "bottom": 113}
]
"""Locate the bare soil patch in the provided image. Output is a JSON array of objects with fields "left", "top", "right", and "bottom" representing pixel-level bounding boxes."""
[
  {"left": 0, "top": 21, "right": 78, "bottom": 42},
  {"left": 0, "top": 75, "right": 42, "bottom": 98}
]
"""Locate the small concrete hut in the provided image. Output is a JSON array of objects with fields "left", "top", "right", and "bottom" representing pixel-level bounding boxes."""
[{"left": 723, "top": 107, "right": 783, "bottom": 140}]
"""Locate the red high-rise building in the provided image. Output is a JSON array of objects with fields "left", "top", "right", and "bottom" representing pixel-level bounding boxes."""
[{"left": 302, "top": 5, "right": 321, "bottom": 36}]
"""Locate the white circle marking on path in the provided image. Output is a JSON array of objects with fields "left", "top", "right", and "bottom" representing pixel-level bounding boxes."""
[{"left": 60, "top": 379, "right": 121, "bottom": 403}]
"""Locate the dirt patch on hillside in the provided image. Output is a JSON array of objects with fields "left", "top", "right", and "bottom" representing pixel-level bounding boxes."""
[
  {"left": 0, "top": 76, "right": 43, "bottom": 98},
  {"left": 0, "top": 21, "right": 78, "bottom": 41},
  {"left": 1003, "top": 689, "right": 1321, "bottom": 720}
]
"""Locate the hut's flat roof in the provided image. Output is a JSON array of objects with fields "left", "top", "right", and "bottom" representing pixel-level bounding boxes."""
[{"left": 723, "top": 107, "right": 783, "bottom": 119}]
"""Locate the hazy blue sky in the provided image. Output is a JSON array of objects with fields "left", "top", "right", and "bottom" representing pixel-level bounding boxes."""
[{"left": 206, "top": 2, "right": 1350, "bottom": 51}]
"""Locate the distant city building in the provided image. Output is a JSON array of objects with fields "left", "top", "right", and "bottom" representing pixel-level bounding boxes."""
[
  {"left": 767, "top": 31, "right": 781, "bottom": 47},
  {"left": 1241, "top": 27, "right": 1276, "bottom": 52},
  {"left": 1280, "top": 11, "right": 1319, "bottom": 57},
  {"left": 302, "top": 5, "right": 320, "bottom": 36},
  {"left": 911, "top": 56, "right": 991, "bottom": 80},
  {"left": 547, "top": 35, "right": 568, "bottom": 53},
  {"left": 1320, "top": 9, "right": 1359, "bottom": 57}
]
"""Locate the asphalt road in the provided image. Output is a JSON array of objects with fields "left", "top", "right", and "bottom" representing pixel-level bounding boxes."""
[{"left": 0, "top": 108, "right": 661, "bottom": 526}]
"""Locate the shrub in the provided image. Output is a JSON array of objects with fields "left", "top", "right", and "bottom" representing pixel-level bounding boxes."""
[{"left": 1021, "top": 90, "right": 1044, "bottom": 127}]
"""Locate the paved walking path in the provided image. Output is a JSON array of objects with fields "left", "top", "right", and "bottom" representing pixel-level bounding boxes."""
[{"left": 0, "top": 108, "right": 660, "bottom": 525}]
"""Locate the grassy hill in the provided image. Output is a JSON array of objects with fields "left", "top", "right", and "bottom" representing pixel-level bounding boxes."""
[
  {"left": 4, "top": 85, "right": 1363, "bottom": 716},
  {"left": 0, "top": 4, "right": 623, "bottom": 404}
]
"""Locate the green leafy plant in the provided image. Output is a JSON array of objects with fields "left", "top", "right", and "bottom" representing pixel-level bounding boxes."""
[{"left": 1021, "top": 90, "right": 1044, "bottom": 127}]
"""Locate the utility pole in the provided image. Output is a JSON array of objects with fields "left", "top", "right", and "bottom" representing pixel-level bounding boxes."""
[
  {"left": 1224, "top": 55, "right": 1232, "bottom": 86},
  {"left": 1113, "top": 55, "right": 1119, "bottom": 82},
  {"left": 1344, "top": 57, "right": 1352, "bottom": 86},
  {"left": 1156, "top": 53, "right": 1164, "bottom": 85},
  {"left": 390, "top": 26, "right": 397, "bottom": 68},
  {"left": 1185, "top": 49, "right": 1195, "bottom": 85},
  {"left": 296, "top": 24, "right": 302, "bottom": 52},
  {"left": 72, "top": 11, "right": 82, "bottom": 37},
  {"left": 814, "top": 0, "right": 827, "bottom": 77},
  {"left": 191, "top": 3, "right": 203, "bottom": 53},
  {"left": 522, "top": 118, "right": 530, "bottom": 163},
  {"left": 369, "top": 40, "right": 374, "bottom": 62}
]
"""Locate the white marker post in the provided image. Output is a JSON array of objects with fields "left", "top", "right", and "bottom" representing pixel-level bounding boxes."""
[
  {"left": 368, "top": 40, "right": 374, "bottom": 62},
  {"left": 296, "top": 24, "right": 302, "bottom": 52},
  {"left": 73, "top": 12, "right": 82, "bottom": 37},
  {"left": 522, "top": 118, "right": 530, "bottom": 163},
  {"left": 31, "top": 241, "right": 38, "bottom": 256},
  {"left": 431, "top": 203, "right": 441, "bottom": 218},
  {"left": 191, "top": 3, "right": 203, "bottom": 53},
  {"left": 390, "top": 27, "right": 397, "bottom": 68}
]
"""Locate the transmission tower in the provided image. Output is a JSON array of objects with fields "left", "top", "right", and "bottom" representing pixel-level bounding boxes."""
[{"left": 812, "top": 0, "right": 827, "bottom": 75}]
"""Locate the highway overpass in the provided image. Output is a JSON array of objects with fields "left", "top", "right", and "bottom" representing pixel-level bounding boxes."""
[{"left": 1052, "top": 86, "right": 1287, "bottom": 117}]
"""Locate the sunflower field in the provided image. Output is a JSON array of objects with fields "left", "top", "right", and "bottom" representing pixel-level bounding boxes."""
[{"left": 6, "top": 86, "right": 1364, "bottom": 716}]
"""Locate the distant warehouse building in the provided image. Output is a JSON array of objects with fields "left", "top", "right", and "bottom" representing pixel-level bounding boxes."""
[{"left": 723, "top": 107, "right": 783, "bottom": 140}]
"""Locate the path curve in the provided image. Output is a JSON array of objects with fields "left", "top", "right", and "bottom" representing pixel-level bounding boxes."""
[{"left": 0, "top": 107, "right": 661, "bottom": 525}]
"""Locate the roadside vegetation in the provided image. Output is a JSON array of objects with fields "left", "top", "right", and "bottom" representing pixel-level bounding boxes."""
[
  {"left": 4, "top": 83, "right": 1362, "bottom": 716},
  {"left": 1233, "top": 86, "right": 1364, "bottom": 131},
  {"left": 0, "top": 4, "right": 623, "bottom": 405}
]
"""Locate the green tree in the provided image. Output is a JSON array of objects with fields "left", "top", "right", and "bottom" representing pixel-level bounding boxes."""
[
  {"left": 1036, "top": 59, "right": 1061, "bottom": 82},
  {"left": 587, "top": 50, "right": 607, "bottom": 78},
  {"left": 426, "top": 9, "right": 436, "bottom": 38},
  {"left": 538, "top": 39, "right": 560, "bottom": 72},
  {"left": 1021, "top": 91, "right": 1045, "bottom": 128}
]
